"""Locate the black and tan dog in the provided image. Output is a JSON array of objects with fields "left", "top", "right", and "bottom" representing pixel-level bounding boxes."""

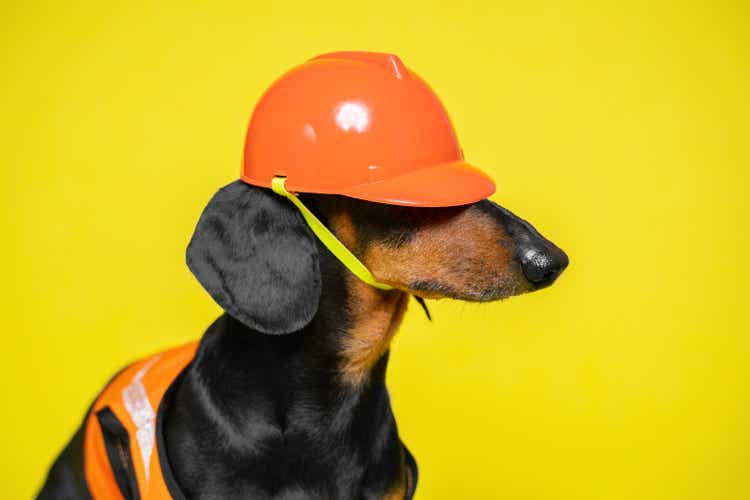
[{"left": 38, "top": 181, "right": 567, "bottom": 499}]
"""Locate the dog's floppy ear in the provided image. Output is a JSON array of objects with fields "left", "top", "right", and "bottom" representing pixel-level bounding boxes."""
[{"left": 186, "top": 180, "right": 321, "bottom": 334}]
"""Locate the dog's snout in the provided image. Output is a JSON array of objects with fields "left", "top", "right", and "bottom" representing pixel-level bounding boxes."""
[
  {"left": 520, "top": 245, "right": 568, "bottom": 288},
  {"left": 486, "top": 201, "right": 569, "bottom": 289}
]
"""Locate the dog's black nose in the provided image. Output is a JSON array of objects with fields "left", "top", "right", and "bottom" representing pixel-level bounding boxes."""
[{"left": 520, "top": 245, "right": 569, "bottom": 288}]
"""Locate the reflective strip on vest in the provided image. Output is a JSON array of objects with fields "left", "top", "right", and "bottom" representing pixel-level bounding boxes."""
[{"left": 83, "top": 342, "right": 198, "bottom": 499}]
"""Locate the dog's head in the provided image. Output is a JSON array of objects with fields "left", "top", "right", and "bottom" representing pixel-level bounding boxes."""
[{"left": 187, "top": 181, "right": 568, "bottom": 334}]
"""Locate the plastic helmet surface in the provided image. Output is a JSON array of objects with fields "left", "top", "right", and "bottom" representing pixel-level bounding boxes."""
[{"left": 242, "top": 51, "right": 495, "bottom": 207}]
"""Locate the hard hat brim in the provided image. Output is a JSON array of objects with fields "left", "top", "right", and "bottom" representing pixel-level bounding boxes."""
[{"left": 338, "top": 161, "right": 496, "bottom": 207}]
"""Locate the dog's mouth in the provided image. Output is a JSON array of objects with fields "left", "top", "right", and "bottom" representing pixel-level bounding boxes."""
[{"left": 404, "top": 271, "right": 535, "bottom": 303}]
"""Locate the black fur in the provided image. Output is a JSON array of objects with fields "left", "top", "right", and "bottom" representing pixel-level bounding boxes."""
[
  {"left": 165, "top": 244, "right": 412, "bottom": 499},
  {"left": 180, "top": 186, "right": 417, "bottom": 497},
  {"left": 36, "top": 418, "right": 92, "bottom": 500},
  {"left": 186, "top": 181, "right": 321, "bottom": 334}
]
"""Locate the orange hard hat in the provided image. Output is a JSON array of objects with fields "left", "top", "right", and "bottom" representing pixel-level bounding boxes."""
[{"left": 241, "top": 51, "right": 495, "bottom": 207}]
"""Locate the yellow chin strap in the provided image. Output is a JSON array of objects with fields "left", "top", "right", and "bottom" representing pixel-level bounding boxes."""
[{"left": 271, "top": 176, "right": 395, "bottom": 291}]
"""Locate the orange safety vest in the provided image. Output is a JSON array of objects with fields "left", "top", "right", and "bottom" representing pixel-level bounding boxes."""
[
  {"left": 71, "top": 341, "right": 417, "bottom": 499},
  {"left": 84, "top": 342, "right": 198, "bottom": 499}
]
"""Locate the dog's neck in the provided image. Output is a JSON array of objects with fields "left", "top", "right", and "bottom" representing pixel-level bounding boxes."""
[{"left": 164, "top": 249, "right": 411, "bottom": 498}]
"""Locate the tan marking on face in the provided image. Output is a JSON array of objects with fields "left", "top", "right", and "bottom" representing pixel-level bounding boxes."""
[
  {"left": 329, "top": 212, "right": 358, "bottom": 249},
  {"left": 364, "top": 206, "right": 529, "bottom": 300},
  {"left": 330, "top": 211, "right": 411, "bottom": 386},
  {"left": 339, "top": 276, "right": 409, "bottom": 387}
]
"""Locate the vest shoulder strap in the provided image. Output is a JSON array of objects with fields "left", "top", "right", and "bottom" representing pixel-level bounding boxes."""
[{"left": 83, "top": 342, "right": 198, "bottom": 499}]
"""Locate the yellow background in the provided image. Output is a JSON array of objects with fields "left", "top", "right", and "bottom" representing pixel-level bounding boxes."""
[{"left": 2, "top": 1, "right": 748, "bottom": 498}]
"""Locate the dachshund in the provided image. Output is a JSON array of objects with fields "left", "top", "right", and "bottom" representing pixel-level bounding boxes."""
[{"left": 38, "top": 180, "right": 568, "bottom": 499}]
